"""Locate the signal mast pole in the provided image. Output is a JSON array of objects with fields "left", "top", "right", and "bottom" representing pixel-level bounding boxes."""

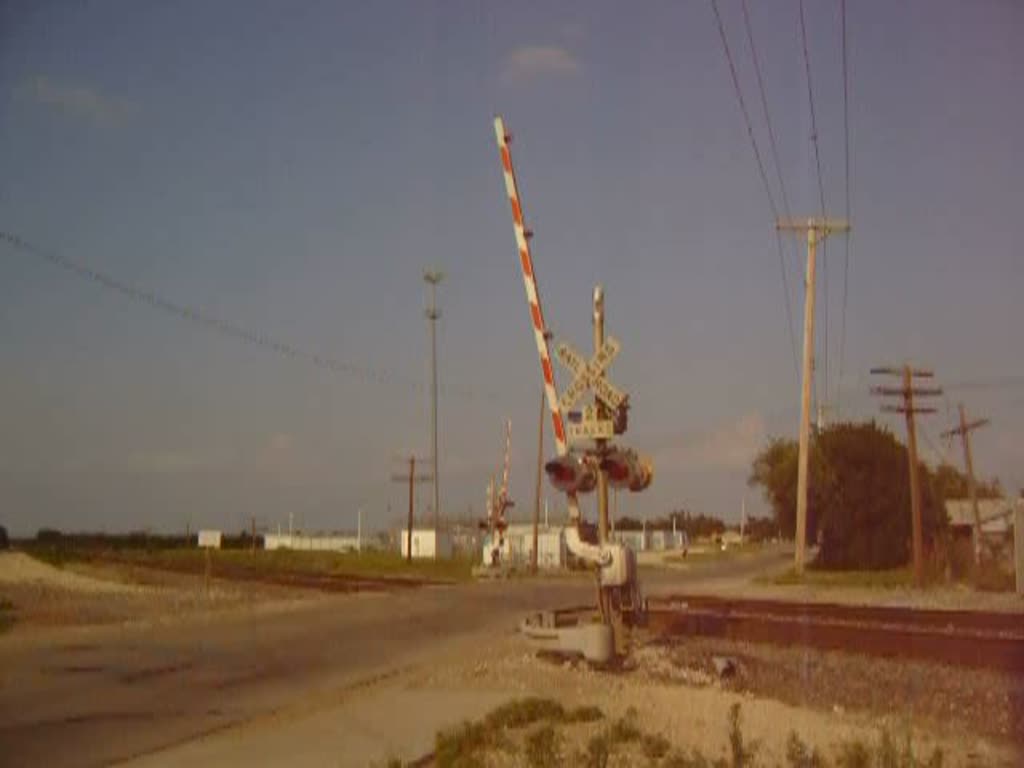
[
  {"left": 777, "top": 217, "right": 850, "bottom": 574},
  {"left": 594, "top": 286, "right": 610, "bottom": 544}
]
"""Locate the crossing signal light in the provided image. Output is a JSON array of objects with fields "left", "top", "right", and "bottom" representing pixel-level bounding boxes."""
[
  {"left": 599, "top": 449, "right": 653, "bottom": 492},
  {"left": 544, "top": 454, "right": 598, "bottom": 494}
]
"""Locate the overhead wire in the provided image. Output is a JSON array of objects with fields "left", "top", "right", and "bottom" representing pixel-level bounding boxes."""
[
  {"left": 836, "top": 0, "right": 853, "bottom": 418},
  {"left": 709, "top": 0, "right": 801, "bottom": 381},
  {"left": 0, "top": 229, "right": 497, "bottom": 403},
  {"left": 740, "top": 0, "right": 797, "bottom": 242},
  {"left": 798, "top": 0, "right": 830, "bottom": 415},
  {"left": 919, "top": 425, "right": 955, "bottom": 468}
]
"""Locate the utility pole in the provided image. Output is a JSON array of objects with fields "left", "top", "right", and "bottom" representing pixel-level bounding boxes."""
[
  {"left": 777, "top": 217, "right": 850, "bottom": 574},
  {"left": 941, "top": 403, "right": 990, "bottom": 566},
  {"left": 424, "top": 269, "right": 444, "bottom": 536},
  {"left": 593, "top": 285, "right": 610, "bottom": 544},
  {"left": 871, "top": 364, "right": 942, "bottom": 586},
  {"left": 533, "top": 387, "right": 543, "bottom": 573},
  {"left": 391, "top": 455, "right": 432, "bottom": 561}
]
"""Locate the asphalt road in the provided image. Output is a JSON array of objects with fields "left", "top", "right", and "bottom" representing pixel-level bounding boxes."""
[{"left": 0, "top": 548, "right": 789, "bottom": 767}]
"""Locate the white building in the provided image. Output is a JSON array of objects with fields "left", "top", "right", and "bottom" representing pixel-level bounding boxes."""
[
  {"left": 610, "top": 529, "right": 687, "bottom": 552},
  {"left": 482, "top": 524, "right": 567, "bottom": 569},
  {"left": 945, "top": 498, "right": 1019, "bottom": 538},
  {"left": 263, "top": 534, "right": 363, "bottom": 552},
  {"left": 400, "top": 528, "right": 453, "bottom": 560}
]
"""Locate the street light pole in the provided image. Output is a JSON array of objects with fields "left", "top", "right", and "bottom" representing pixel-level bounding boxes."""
[{"left": 424, "top": 269, "right": 444, "bottom": 536}]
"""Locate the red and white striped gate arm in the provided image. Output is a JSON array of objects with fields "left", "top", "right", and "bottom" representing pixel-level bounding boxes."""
[
  {"left": 493, "top": 116, "right": 567, "bottom": 457},
  {"left": 493, "top": 116, "right": 583, "bottom": 524}
]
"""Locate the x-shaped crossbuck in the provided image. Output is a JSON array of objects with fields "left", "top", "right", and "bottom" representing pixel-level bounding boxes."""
[{"left": 555, "top": 337, "right": 627, "bottom": 413}]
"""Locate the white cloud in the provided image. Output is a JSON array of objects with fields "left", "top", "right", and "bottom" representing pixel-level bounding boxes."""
[
  {"left": 655, "top": 411, "right": 767, "bottom": 472},
  {"left": 20, "top": 74, "right": 128, "bottom": 126},
  {"left": 501, "top": 45, "right": 581, "bottom": 85}
]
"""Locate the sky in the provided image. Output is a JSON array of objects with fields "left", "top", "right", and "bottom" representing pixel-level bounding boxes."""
[{"left": 1, "top": 1, "right": 1021, "bottom": 537}]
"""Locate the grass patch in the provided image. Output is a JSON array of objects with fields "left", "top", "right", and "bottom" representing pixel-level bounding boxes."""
[
  {"left": 485, "top": 697, "right": 566, "bottom": 729},
  {"left": 642, "top": 732, "right": 672, "bottom": 760},
  {"left": 566, "top": 704, "right": 605, "bottom": 723},
  {"left": 525, "top": 723, "right": 561, "bottom": 768},
  {"left": 435, "top": 719, "right": 510, "bottom": 768},
  {"left": 606, "top": 714, "right": 642, "bottom": 745},
  {"left": 23, "top": 544, "right": 475, "bottom": 583},
  {"left": 763, "top": 566, "right": 914, "bottom": 589},
  {"left": 663, "top": 542, "right": 764, "bottom": 566},
  {"left": 786, "top": 731, "right": 826, "bottom": 768},
  {"left": 727, "top": 702, "right": 759, "bottom": 767},
  {"left": 432, "top": 699, "right": 945, "bottom": 768}
]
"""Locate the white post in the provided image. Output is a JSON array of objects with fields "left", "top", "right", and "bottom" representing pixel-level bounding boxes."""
[{"left": 544, "top": 499, "right": 549, "bottom": 528}]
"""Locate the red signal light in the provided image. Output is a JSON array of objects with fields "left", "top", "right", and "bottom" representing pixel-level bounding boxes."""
[{"left": 544, "top": 454, "right": 597, "bottom": 494}]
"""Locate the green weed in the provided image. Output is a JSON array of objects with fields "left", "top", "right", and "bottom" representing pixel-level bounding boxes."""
[{"left": 525, "top": 723, "right": 561, "bottom": 768}]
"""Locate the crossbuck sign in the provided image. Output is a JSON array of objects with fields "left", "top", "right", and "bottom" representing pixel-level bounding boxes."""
[{"left": 555, "top": 337, "right": 627, "bottom": 441}]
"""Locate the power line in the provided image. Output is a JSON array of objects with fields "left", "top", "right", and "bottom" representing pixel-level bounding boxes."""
[
  {"left": 836, "top": 0, "right": 853, "bottom": 417},
  {"left": 741, "top": 0, "right": 794, "bottom": 231},
  {"left": 798, "top": 0, "right": 830, "bottom": 409},
  {"left": 920, "top": 425, "right": 953, "bottom": 467},
  {"left": 710, "top": 0, "right": 800, "bottom": 379},
  {"left": 1, "top": 229, "right": 496, "bottom": 402}
]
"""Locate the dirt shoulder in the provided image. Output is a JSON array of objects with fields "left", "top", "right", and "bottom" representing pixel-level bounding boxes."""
[{"left": 0, "top": 551, "right": 317, "bottom": 639}]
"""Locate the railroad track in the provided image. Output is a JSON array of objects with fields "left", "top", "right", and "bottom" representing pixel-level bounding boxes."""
[{"left": 642, "top": 594, "right": 1024, "bottom": 674}]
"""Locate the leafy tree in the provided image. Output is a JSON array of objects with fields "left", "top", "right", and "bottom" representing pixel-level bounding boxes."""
[
  {"left": 749, "top": 421, "right": 947, "bottom": 570},
  {"left": 0, "top": 525, "right": 8, "bottom": 549},
  {"left": 931, "top": 462, "right": 1002, "bottom": 503},
  {"left": 615, "top": 516, "right": 645, "bottom": 531},
  {"left": 747, "top": 437, "right": 812, "bottom": 539},
  {"left": 743, "top": 515, "right": 779, "bottom": 542}
]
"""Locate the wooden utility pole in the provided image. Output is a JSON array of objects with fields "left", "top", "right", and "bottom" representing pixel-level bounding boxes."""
[
  {"left": 777, "top": 217, "right": 850, "bottom": 574},
  {"left": 390, "top": 455, "right": 431, "bottom": 561},
  {"left": 532, "top": 387, "right": 543, "bottom": 573},
  {"left": 871, "top": 364, "right": 942, "bottom": 586},
  {"left": 941, "top": 403, "right": 990, "bottom": 565}
]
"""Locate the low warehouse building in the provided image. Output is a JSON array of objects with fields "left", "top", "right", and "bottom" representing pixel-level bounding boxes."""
[{"left": 399, "top": 528, "right": 453, "bottom": 559}]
